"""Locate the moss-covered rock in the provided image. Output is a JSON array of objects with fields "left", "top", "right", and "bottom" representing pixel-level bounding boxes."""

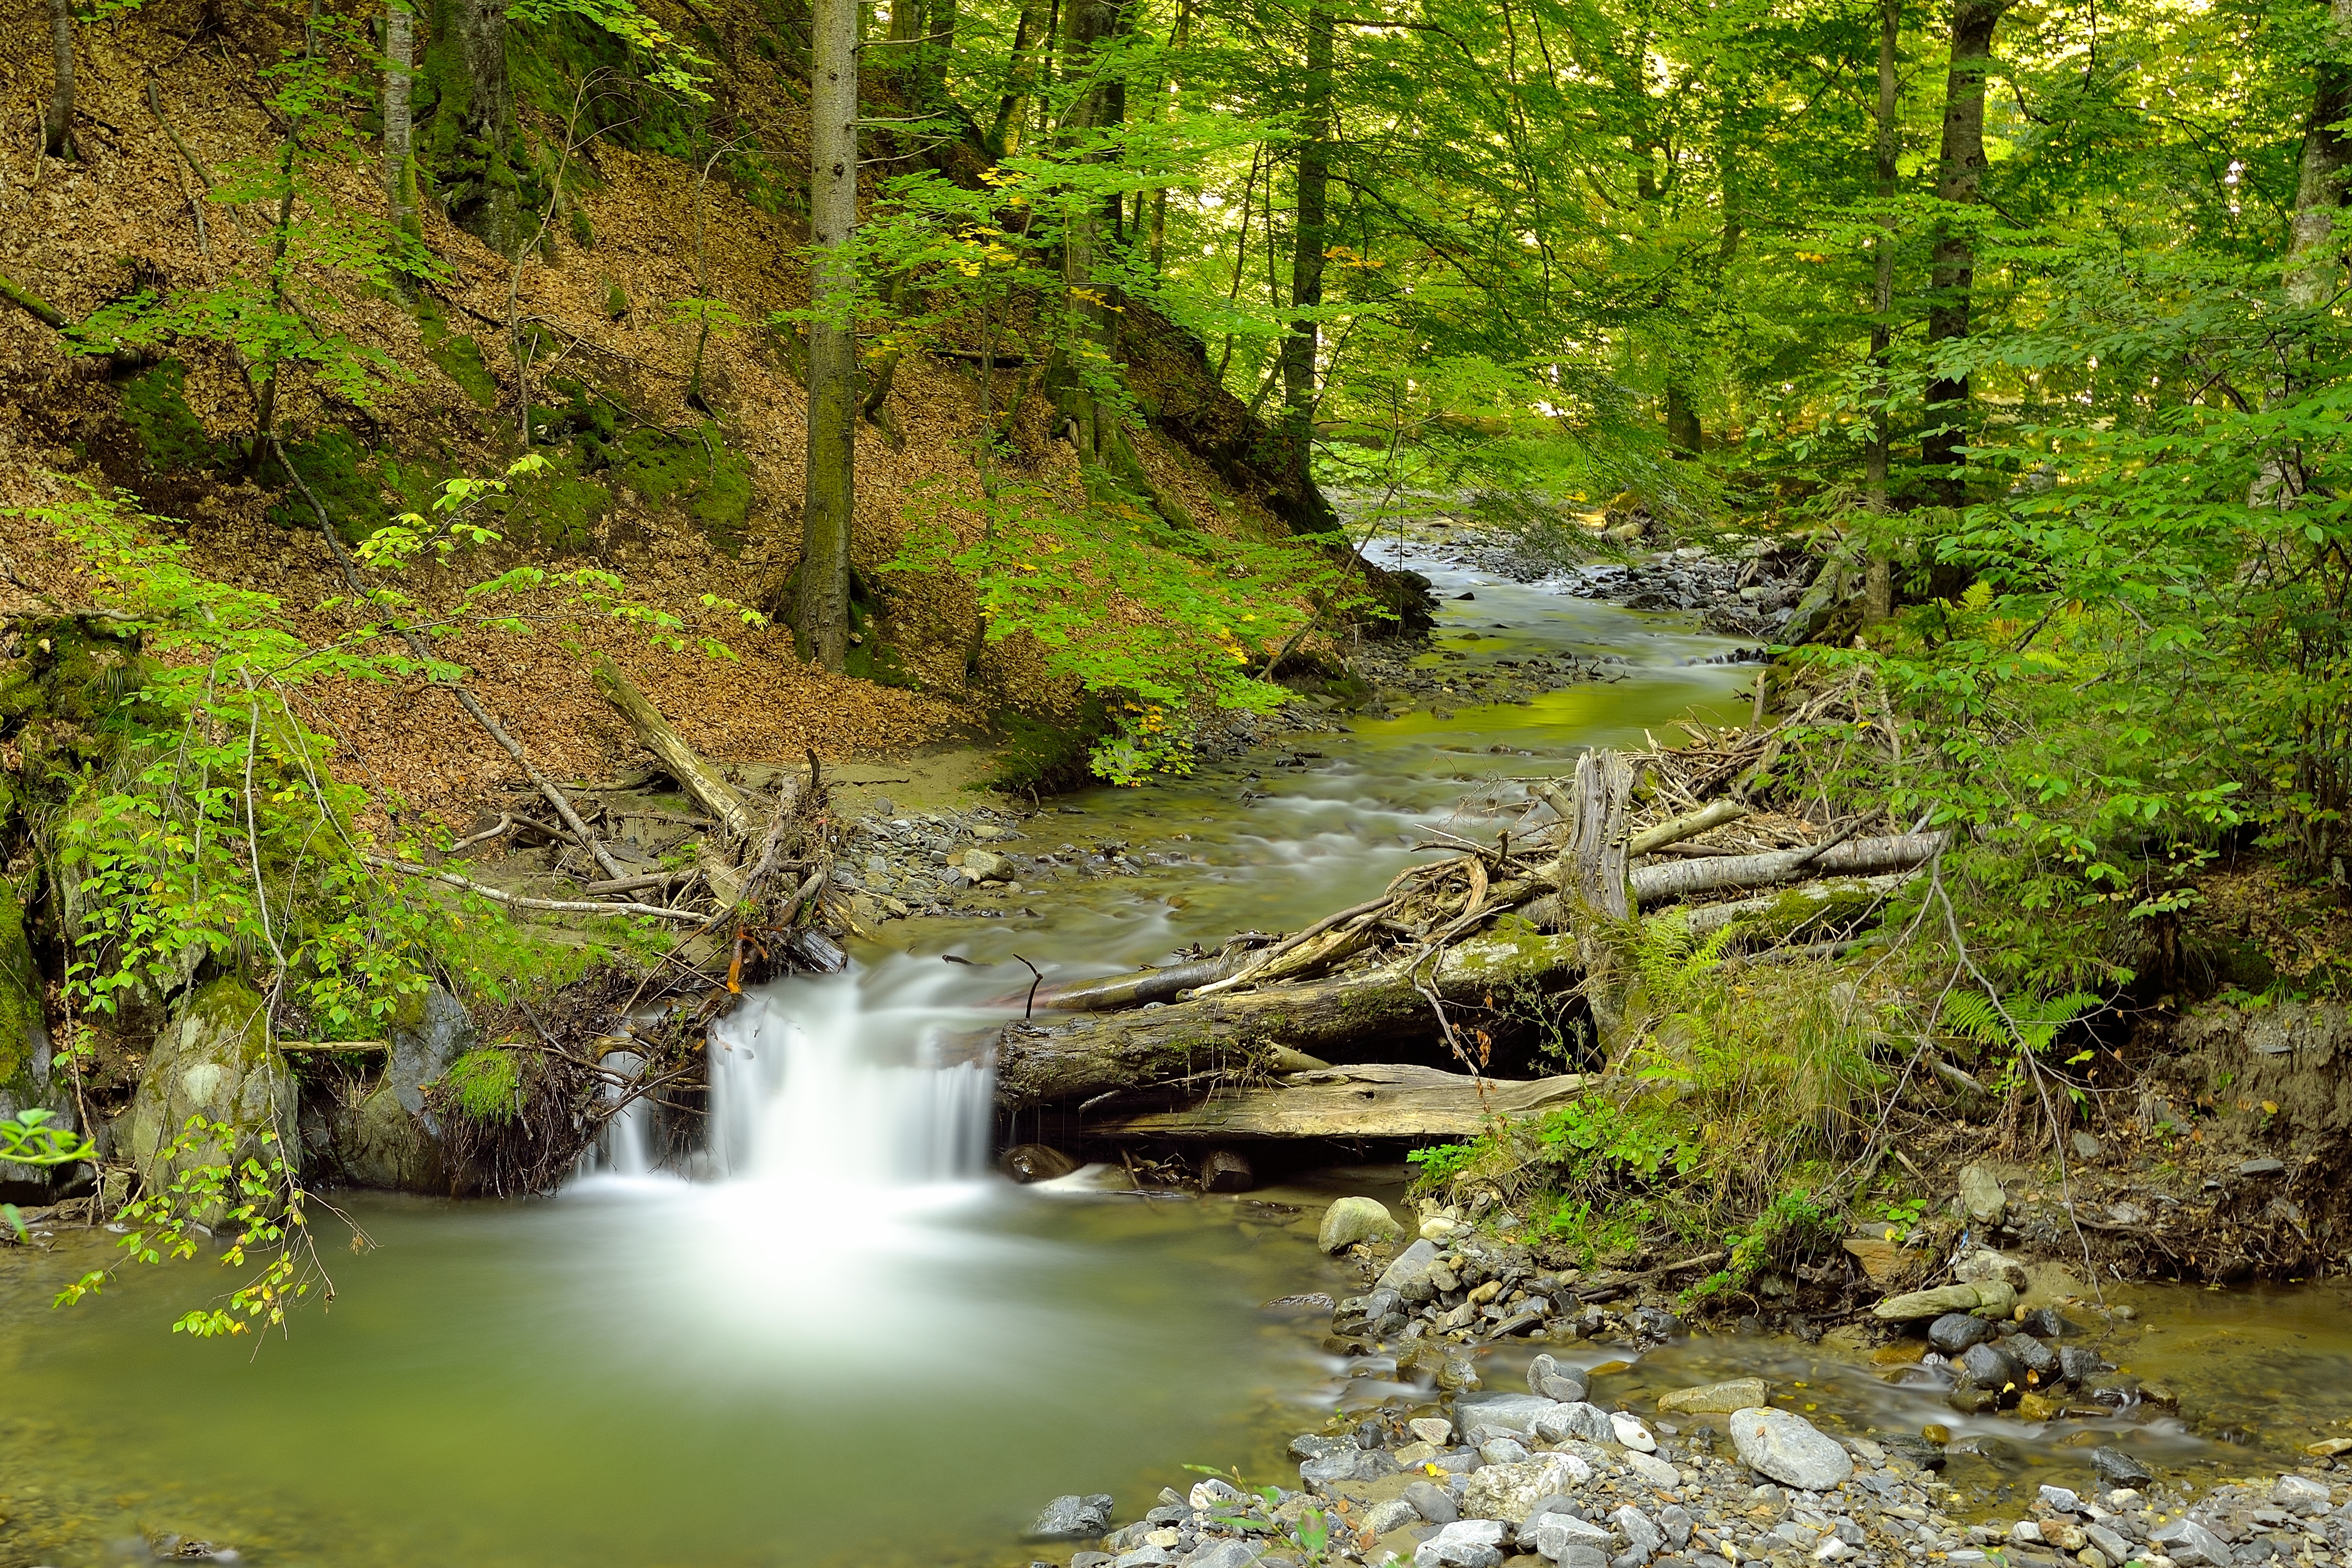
[
  {"left": 325, "top": 982, "right": 474, "bottom": 1192},
  {"left": 262, "top": 430, "right": 386, "bottom": 542},
  {"left": 116, "top": 359, "right": 235, "bottom": 472},
  {"left": 123, "top": 977, "right": 299, "bottom": 1201},
  {"left": 0, "top": 884, "right": 71, "bottom": 1202}
]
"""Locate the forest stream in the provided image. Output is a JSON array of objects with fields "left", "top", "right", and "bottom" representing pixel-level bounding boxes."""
[{"left": 0, "top": 537, "right": 2346, "bottom": 1568}]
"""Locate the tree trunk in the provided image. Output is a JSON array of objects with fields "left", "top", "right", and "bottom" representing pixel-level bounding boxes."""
[
  {"left": 1278, "top": 0, "right": 1334, "bottom": 487},
  {"left": 1664, "top": 382, "right": 1701, "bottom": 456},
  {"left": 993, "top": 931, "right": 1583, "bottom": 1110},
  {"left": 1629, "top": 832, "right": 1947, "bottom": 908},
  {"left": 795, "top": 0, "right": 860, "bottom": 673},
  {"left": 2285, "top": 0, "right": 2352, "bottom": 309},
  {"left": 1921, "top": 0, "right": 2007, "bottom": 501},
  {"left": 1863, "top": 0, "right": 1900, "bottom": 623},
  {"left": 437, "top": 0, "right": 523, "bottom": 254},
  {"left": 987, "top": 0, "right": 1054, "bottom": 155},
  {"left": 43, "top": 0, "right": 75, "bottom": 159},
  {"left": 383, "top": 0, "right": 417, "bottom": 233}
]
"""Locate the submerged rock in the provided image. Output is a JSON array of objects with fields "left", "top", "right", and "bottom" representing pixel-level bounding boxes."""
[
  {"left": 1727, "top": 1407, "right": 1854, "bottom": 1492},
  {"left": 2089, "top": 1446, "right": 2153, "bottom": 1487},
  {"left": 1658, "top": 1376, "right": 1767, "bottom": 1415},
  {"left": 1318, "top": 1195, "right": 1403, "bottom": 1252}
]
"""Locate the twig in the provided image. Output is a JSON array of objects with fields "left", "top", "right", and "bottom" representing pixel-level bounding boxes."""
[{"left": 364, "top": 854, "right": 702, "bottom": 921}]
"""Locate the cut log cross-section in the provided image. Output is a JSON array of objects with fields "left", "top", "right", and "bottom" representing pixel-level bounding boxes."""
[{"left": 590, "top": 656, "right": 756, "bottom": 839}]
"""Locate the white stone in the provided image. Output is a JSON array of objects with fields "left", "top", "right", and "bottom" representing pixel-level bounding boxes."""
[
  {"left": 1611, "top": 1413, "right": 1659, "bottom": 1452},
  {"left": 2037, "top": 1486, "right": 2082, "bottom": 1514},
  {"left": 1463, "top": 1455, "right": 1591, "bottom": 1525},
  {"left": 1409, "top": 1417, "right": 1454, "bottom": 1446},
  {"left": 1624, "top": 1450, "right": 1680, "bottom": 1490}
]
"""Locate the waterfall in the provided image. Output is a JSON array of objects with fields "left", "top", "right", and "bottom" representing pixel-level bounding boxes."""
[{"left": 584, "top": 966, "right": 997, "bottom": 1191}]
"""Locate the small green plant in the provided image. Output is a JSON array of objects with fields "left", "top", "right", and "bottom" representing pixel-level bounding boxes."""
[
  {"left": 1405, "top": 1140, "right": 1478, "bottom": 1187},
  {"left": 439, "top": 1048, "right": 525, "bottom": 1123}
]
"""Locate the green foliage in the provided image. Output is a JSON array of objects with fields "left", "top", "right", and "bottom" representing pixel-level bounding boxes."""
[
  {"left": 1404, "top": 1140, "right": 1477, "bottom": 1184},
  {"left": 0, "top": 1108, "right": 98, "bottom": 1167},
  {"left": 56, "top": 1117, "right": 358, "bottom": 1340},
  {"left": 890, "top": 476, "right": 1358, "bottom": 784},
  {"left": 439, "top": 1047, "right": 524, "bottom": 1123}
]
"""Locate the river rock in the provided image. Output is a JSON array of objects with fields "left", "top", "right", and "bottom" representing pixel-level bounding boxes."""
[
  {"left": 1625, "top": 1450, "right": 1681, "bottom": 1489},
  {"left": 1613, "top": 1505, "right": 1665, "bottom": 1559},
  {"left": 2089, "top": 1447, "right": 2153, "bottom": 1488},
  {"left": 1458, "top": 1393, "right": 1564, "bottom": 1437},
  {"left": 1465, "top": 1456, "right": 1590, "bottom": 1525},
  {"left": 962, "top": 849, "right": 1016, "bottom": 882},
  {"left": 1872, "top": 1280, "right": 2016, "bottom": 1321},
  {"left": 1320, "top": 1196, "right": 1404, "bottom": 1251},
  {"left": 1529, "top": 1354, "right": 1589, "bottom": 1404},
  {"left": 2059, "top": 1346, "right": 2105, "bottom": 1384},
  {"left": 2003, "top": 1333, "right": 2059, "bottom": 1379},
  {"left": 1959, "top": 1164, "right": 2007, "bottom": 1226},
  {"left": 331, "top": 982, "right": 475, "bottom": 1192},
  {"left": 1535, "top": 1513, "right": 1613, "bottom": 1560},
  {"left": 2274, "top": 1476, "right": 2332, "bottom": 1515},
  {"left": 1031, "top": 1494, "right": 1117, "bottom": 1540},
  {"left": 1659, "top": 1377, "right": 1767, "bottom": 1415},
  {"left": 1928, "top": 1313, "right": 1998, "bottom": 1353},
  {"left": 1958, "top": 1341, "right": 2023, "bottom": 1395},
  {"left": 1200, "top": 1147, "right": 1254, "bottom": 1192},
  {"left": 1377, "top": 1238, "right": 1442, "bottom": 1292},
  {"left": 2151, "top": 1519, "right": 2232, "bottom": 1566},
  {"left": 1727, "top": 1407, "right": 1854, "bottom": 1492},
  {"left": 123, "top": 977, "right": 300, "bottom": 1211},
  {"left": 1182, "top": 1543, "right": 1268, "bottom": 1568},
  {"left": 1533, "top": 1402, "right": 1617, "bottom": 1444},
  {"left": 1405, "top": 1479, "right": 1459, "bottom": 1525},
  {"left": 1953, "top": 1247, "right": 2028, "bottom": 1292},
  {"left": 1417, "top": 1519, "right": 1507, "bottom": 1568}
]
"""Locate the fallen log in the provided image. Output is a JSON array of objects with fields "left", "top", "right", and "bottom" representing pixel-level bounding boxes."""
[
  {"left": 994, "top": 930, "right": 1582, "bottom": 1110},
  {"left": 1033, "top": 952, "right": 1253, "bottom": 1012},
  {"left": 1678, "top": 871, "right": 1922, "bottom": 940},
  {"left": 1085, "top": 1063, "right": 1588, "bottom": 1140},
  {"left": 1630, "top": 832, "right": 1946, "bottom": 908},
  {"left": 1627, "top": 799, "right": 1751, "bottom": 857},
  {"left": 590, "top": 655, "right": 756, "bottom": 839}
]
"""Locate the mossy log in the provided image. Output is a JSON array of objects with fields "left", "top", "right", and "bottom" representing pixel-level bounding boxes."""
[{"left": 993, "top": 930, "right": 1581, "bottom": 1110}]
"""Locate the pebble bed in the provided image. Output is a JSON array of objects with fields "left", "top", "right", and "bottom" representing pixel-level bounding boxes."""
[{"left": 1021, "top": 1231, "right": 2352, "bottom": 1568}]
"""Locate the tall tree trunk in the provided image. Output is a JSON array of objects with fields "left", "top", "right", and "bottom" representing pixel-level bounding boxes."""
[
  {"left": 1279, "top": 0, "right": 1334, "bottom": 486},
  {"left": 988, "top": 0, "right": 1053, "bottom": 155},
  {"left": 795, "top": 0, "right": 860, "bottom": 672},
  {"left": 435, "top": 0, "right": 523, "bottom": 253},
  {"left": 916, "top": 0, "right": 957, "bottom": 106},
  {"left": 1664, "top": 383, "right": 1701, "bottom": 455},
  {"left": 1921, "top": 0, "right": 2007, "bottom": 501},
  {"left": 383, "top": 1, "right": 417, "bottom": 234},
  {"left": 43, "top": 0, "right": 76, "bottom": 159},
  {"left": 1864, "top": 0, "right": 1900, "bottom": 624},
  {"left": 2285, "top": 0, "right": 2352, "bottom": 309},
  {"left": 1047, "top": 0, "right": 1125, "bottom": 464}
]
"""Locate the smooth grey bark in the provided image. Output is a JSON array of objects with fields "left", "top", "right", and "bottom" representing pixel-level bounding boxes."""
[
  {"left": 1921, "top": 0, "right": 2009, "bottom": 501},
  {"left": 383, "top": 1, "right": 417, "bottom": 232},
  {"left": 1278, "top": 0, "right": 1334, "bottom": 481},
  {"left": 1864, "top": 0, "right": 1900, "bottom": 623},
  {"left": 44, "top": 0, "right": 75, "bottom": 159},
  {"left": 794, "top": 0, "right": 860, "bottom": 672}
]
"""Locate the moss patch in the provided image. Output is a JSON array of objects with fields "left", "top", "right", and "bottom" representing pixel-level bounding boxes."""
[
  {"left": 117, "top": 360, "right": 234, "bottom": 472},
  {"left": 263, "top": 431, "right": 385, "bottom": 542},
  {"left": 438, "top": 1046, "right": 523, "bottom": 1124},
  {"left": 415, "top": 295, "right": 502, "bottom": 409}
]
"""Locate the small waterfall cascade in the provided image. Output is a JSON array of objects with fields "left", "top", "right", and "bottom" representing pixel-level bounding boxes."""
[{"left": 584, "top": 967, "right": 996, "bottom": 1191}]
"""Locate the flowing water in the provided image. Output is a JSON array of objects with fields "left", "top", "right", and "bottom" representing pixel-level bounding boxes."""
[{"left": 1, "top": 538, "right": 2344, "bottom": 1567}]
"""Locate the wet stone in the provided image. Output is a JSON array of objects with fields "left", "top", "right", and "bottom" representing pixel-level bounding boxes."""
[
  {"left": 1929, "top": 1313, "right": 1999, "bottom": 1354},
  {"left": 1727, "top": 1407, "right": 1854, "bottom": 1492},
  {"left": 1033, "top": 1494, "right": 1118, "bottom": 1540},
  {"left": 2090, "top": 1447, "right": 2154, "bottom": 1488}
]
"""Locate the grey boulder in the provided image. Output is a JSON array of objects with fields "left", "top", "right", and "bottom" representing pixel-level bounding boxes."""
[
  {"left": 1727, "top": 1407, "right": 1854, "bottom": 1492},
  {"left": 2151, "top": 1519, "right": 2232, "bottom": 1566},
  {"left": 1031, "top": 1494, "right": 1117, "bottom": 1540},
  {"left": 1612, "top": 1505, "right": 1664, "bottom": 1559},
  {"left": 1416, "top": 1519, "right": 1507, "bottom": 1568},
  {"left": 122, "top": 977, "right": 299, "bottom": 1211},
  {"left": 1927, "top": 1313, "right": 1998, "bottom": 1354},
  {"left": 1378, "top": 1238, "right": 1443, "bottom": 1292}
]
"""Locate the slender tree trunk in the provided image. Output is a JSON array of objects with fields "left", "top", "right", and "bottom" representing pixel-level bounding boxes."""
[
  {"left": 436, "top": 0, "right": 523, "bottom": 253},
  {"left": 44, "top": 0, "right": 76, "bottom": 159},
  {"left": 795, "top": 0, "right": 860, "bottom": 671},
  {"left": 987, "top": 0, "right": 1053, "bottom": 154},
  {"left": 383, "top": 1, "right": 417, "bottom": 233},
  {"left": 1048, "top": 0, "right": 1124, "bottom": 463},
  {"left": 916, "top": 0, "right": 956, "bottom": 105},
  {"left": 1864, "top": 0, "right": 1900, "bottom": 624},
  {"left": 1279, "top": 0, "right": 1334, "bottom": 485},
  {"left": 1921, "top": 0, "right": 2007, "bottom": 501},
  {"left": 1664, "top": 384, "right": 1700, "bottom": 455}
]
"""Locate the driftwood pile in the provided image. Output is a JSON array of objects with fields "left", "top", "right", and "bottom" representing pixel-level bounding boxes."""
[{"left": 1001, "top": 670, "right": 1941, "bottom": 1143}]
